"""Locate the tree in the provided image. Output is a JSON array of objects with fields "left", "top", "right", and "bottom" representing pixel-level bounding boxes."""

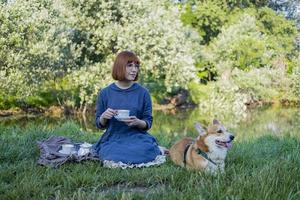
[
  {"left": 181, "top": 1, "right": 227, "bottom": 45},
  {"left": 0, "top": 0, "right": 198, "bottom": 109},
  {"left": 0, "top": 0, "right": 78, "bottom": 98}
]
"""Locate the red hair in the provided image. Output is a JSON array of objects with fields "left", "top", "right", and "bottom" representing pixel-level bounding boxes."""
[{"left": 112, "top": 51, "right": 140, "bottom": 81}]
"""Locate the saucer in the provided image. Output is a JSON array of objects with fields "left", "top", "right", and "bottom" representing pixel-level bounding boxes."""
[
  {"left": 59, "top": 149, "right": 77, "bottom": 155},
  {"left": 114, "top": 116, "right": 131, "bottom": 121}
]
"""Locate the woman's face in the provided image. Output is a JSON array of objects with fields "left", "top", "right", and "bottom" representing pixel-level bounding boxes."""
[{"left": 125, "top": 62, "right": 139, "bottom": 81}]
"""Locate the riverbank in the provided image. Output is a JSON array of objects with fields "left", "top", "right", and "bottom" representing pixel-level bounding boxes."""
[
  {"left": 1, "top": 112, "right": 300, "bottom": 199},
  {"left": 1, "top": 98, "right": 299, "bottom": 118},
  {"left": 0, "top": 102, "right": 197, "bottom": 118}
]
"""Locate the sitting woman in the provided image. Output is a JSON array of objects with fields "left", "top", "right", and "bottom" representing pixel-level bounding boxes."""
[{"left": 93, "top": 50, "right": 166, "bottom": 168}]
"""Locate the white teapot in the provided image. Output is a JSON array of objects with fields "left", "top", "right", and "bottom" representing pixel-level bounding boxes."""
[{"left": 78, "top": 142, "right": 92, "bottom": 156}]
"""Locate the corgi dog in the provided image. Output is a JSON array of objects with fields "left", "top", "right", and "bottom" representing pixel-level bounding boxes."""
[{"left": 169, "top": 120, "right": 234, "bottom": 173}]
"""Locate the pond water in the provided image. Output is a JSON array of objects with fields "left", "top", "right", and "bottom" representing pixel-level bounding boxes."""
[{"left": 1, "top": 107, "right": 299, "bottom": 141}]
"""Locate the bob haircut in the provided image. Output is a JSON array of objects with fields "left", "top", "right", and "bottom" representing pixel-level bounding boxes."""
[{"left": 112, "top": 51, "right": 140, "bottom": 81}]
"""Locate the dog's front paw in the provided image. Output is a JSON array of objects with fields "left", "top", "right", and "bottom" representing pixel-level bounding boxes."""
[
  {"left": 206, "top": 163, "right": 218, "bottom": 174},
  {"left": 218, "top": 163, "right": 225, "bottom": 173},
  {"left": 219, "top": 167, "right": 225, "bottom": 174}
]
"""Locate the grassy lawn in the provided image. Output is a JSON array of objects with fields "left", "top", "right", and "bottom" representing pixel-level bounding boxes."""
[{"left": 1, "top": 119, "right": 300, "bottom": 200}]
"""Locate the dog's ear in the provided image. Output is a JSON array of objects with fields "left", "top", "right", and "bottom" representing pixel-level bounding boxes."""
[
  {"left": 194, "top": 122, "right": 206, "bottom": 137},
  {"left": 213, "top": 119, "right": 220, "bottom": 125}
]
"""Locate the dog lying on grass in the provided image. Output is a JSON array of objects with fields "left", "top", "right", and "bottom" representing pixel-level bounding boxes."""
[{"left": 169, "top": 119, "right": 234, "bottom": 173}]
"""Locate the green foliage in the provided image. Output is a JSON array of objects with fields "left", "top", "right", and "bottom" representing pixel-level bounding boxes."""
[
  {"left": 181, "top": 1, "right": 227, "bottom": 44},
  {"left": 197, "top": 80, "right": 250, "bottom": 121},
  {"left": 182, "top": 0, "right": 269, "bottom": 9},
  {"left": 0, "top": 0, "right": 79, "bottom": 96},
  {"left": 202, "top": 9, "right": 298, "bottom": 73},
  {"left": 25, "top": 96, "right": 49, "bottom": 107},
  {"left": 190, "top": 5, "right": 299, "bottom": 115},
  {"left": 59, "top": 0, "right": 198, "bottom": 105},
  {"left": 203, "top": 14, "right": 268, "bottom": 72},
  {"left": 257, "top": 7, "right": 298, "bottom": 55},
  {"left": 226, "top": 0, "right": 269, "bottom": 8},
  {"left": 232, "top": 66, "right": 295, "bottom": 101},
  {"left": 0, "top": 0, "right": 198, "bottom": 109},
  {"left": 195, "top": 65, "right": 299, "bottom": 120},
  {"left": 180, "top": 0, "right": 270, "bottom": 45},
  {"left": 0, "top": 0, "right": 299, "bottom": 112},
  {"left": 291, "top": 55, "right": 300, "bottom": 98},
  {"left": 40, "top": 78, "right": 82, "bottom": 108},
  {"left": 187, "top": 81, "right": 210, "bottom": 103},
  {"left": 181, "top": 1, "right": 299, "bottom": 93},
  {"left": 0, "top": 95, "right": 17, "bottom": 109}
]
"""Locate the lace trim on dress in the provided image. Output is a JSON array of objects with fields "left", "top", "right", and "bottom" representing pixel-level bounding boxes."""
[
  {"left": 102, "top": 146, "right": 167, "bottom": 169},
  {"left": 103, "top": 154, "right": 166, "bottom": 169}
]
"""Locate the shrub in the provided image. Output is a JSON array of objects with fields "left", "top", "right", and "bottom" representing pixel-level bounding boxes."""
[
  {"left": 0, "top": 0, "right": 198, "bottom": 109},
  {"left": 291, "top": 55, "right": 300, "bottom": 98}
]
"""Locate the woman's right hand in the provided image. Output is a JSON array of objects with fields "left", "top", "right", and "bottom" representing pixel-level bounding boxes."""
[
  {"left": 99, "top": 108, "right": 117, "bottom": 126},
  {"left": 100, "top": 108, "right": 117, "bottom": 120}
]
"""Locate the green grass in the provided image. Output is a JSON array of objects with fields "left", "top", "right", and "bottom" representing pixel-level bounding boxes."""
[{"left": 1, "top": 119, "right": 300, "bottom": 200}]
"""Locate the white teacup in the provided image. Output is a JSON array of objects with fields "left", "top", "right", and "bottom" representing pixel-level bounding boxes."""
[
  {"left": 115, "top": 110, "right": 130, "bottom": 119},
  {"left": 61, "top": 144, "right": 75, "bottom": 154}
]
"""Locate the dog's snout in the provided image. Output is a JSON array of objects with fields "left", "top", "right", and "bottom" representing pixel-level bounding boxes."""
[{"left": 230, "top": 135, "right": 235, "bottom": 141}]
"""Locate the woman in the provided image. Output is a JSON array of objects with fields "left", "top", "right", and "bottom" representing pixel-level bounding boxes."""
[{"left": 93, "top": 50, "right": 165, "bottom": 168}]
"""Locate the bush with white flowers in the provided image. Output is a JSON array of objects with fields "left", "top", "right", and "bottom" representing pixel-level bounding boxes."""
[
  {"left": 0, "top": 0, "right": 198, "bottom": 109},
  {"left": 66, "top": 0, "right": 197, "bottom": 108}
]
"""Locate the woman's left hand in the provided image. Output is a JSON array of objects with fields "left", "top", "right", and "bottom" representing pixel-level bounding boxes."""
[{"left": 121, "top": 116, "right": 147, "bottom": 129}]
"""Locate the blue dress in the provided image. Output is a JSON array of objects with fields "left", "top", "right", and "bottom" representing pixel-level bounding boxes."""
[{"left": 93, "top": 83, "right": 161, "bottom": 164}]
